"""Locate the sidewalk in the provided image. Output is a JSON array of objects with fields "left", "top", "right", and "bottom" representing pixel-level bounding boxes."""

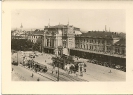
[
  {"left": 13, "top": 64, "right": 54, "bottom": 81},
  {"left": 12, "top": 71, "right": 26, "bottom": 81}
]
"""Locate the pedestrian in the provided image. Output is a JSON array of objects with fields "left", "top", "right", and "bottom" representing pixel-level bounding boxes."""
[
  {"left": 31, "top": 73, "right": 34, "bottom": 78},
  {"left": 52, "top": 66, "right": 54, "bottom": 74},
  {"left": 52, "top": 69, "right": 54, "bottom": 74},
  {"left": 76, "top": 71, "right": 78, "bottom": 77},
  {"left": 12, "top": 68, "right": 13, "bottom": 71},
  {"left": 37, "top": 77, "right": 40, "bottom": 81},
  {"left": 56, "top": 70, "right": 58, "bottom": 74},
  {"left": 84, "top": 68, "right": 86, "bottom": 72},
  {"left": 109, "top": 70, "right": 112, "bottom": 73}
]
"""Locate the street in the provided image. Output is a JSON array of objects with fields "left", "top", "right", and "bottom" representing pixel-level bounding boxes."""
[
  {"left": 12, "top": 65, "right": 51, "bottom": 81},
  {"left": 73, "top": 57, "right": 126, "bottom": 81},
  {"left": 12, "top": 51, "right": 126, "bottom": 81},
  {"left": 12, "top": 64, "right": 86, "bottom": 81}
]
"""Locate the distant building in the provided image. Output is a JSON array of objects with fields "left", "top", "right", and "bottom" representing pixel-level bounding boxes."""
[
  {"left": 74, "top": 31, "right": 121, "bottom": 55},
  {"left": 11, "top": 23, "right": 28, "bottom": 39},
  {"left": 43, "top": 23, "right": 81, "bottom": 56},
  {"left": 28, "top": 29, "right": 44, "bottom": 44},
  {"left": 27, "top": 29, "right": 44, "bottom": 52},
  {"left": 113, "top": 38, "right": 126, "bottom": 56}
]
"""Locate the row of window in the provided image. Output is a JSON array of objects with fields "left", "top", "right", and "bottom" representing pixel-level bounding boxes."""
[
  {"left": 75, "top": 44, "right": 125, "bottom": 56},
  {"left": 76, "top": 44, "right": 104, "bottom": 51},
  {"left": 46, "top": 39, "right": 55, "bottom": 48},
  {"left": 114, "top": 48, "right": 125, "bottom": 55},
  {"left": 76, "top": 39, "right": 105, "bottom": 44},
  {"left": 31, "top": 40, "right": 36, "bottom": 43},
  {"left": 30, "top": 36, "right": 40, "bottom": 39}
]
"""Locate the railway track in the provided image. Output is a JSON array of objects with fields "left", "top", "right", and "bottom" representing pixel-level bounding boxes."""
[{"left": 59, "top": 72, "right": 87, "bottom": 81}]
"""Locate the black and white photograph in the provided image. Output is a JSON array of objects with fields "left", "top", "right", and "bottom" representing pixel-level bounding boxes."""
[{"left": 11, "top": 9, "right": 126, "bottom": 82}]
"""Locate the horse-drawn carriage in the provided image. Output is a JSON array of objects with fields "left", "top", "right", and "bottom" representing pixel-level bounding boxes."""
[{"left": 12, "top": 61, "right": 18, "bottom": 66}]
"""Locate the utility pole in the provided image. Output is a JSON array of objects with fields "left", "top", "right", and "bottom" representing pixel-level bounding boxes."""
[
  {"left": 17, "top": 50, "right": 18, "bottom": 64},
  {"left": 57, "top": 57, "right": 59, "bottom": 81},
  {"left": 57, "top": 46, "right": 63, "bottom": 81},
  {"left": 17, "top": 36, "right": 19, "bottom": 64}
]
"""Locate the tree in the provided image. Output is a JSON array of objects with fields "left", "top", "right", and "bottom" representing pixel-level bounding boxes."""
[
  {"left": 52, "top": 55, "right": 74, "bottom": 69},
  {"left": 32, "top": 36, "right": 43, "bottom": 52},
  {"left": 11, "top": 39, "right": 33, "bottom": 51},
  {"left": 33, "top": 43, "right": 40, "bottom": 51}
]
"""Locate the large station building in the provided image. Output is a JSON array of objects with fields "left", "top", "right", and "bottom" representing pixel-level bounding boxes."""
[
  {"left": 43, "top": 23, "right": 81, "bottom": 56},
  {"left": 11, "top": 23, "right": 126, "bottom": 71}
]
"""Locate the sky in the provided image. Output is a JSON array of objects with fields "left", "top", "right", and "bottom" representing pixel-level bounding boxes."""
[{"left": 11, "top": 9, "right": 125, "bottom": 33}]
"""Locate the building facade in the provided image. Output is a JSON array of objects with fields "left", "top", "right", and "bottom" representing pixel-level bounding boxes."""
[
  {"left": 75, "top": 31, "right": 121, "bottom": 55},
  {"left": 28, "top": 29, "right": 44, "bottom": 44},
  {"left": 43, "top": 24, "right": 81, "bottom": 56},
  {"left": 113, "top": 38, "right": 126, "bottom": 56},
  {"left": 27, "top": 29, "right": 44, "bottom": 52},
  {"left": 70, "top": 31, "right": 126, "bottom": 71}
]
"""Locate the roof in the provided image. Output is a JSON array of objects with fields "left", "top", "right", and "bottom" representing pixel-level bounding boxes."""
[
  {"left": 45, "top": 24, "right": 80, "bottom": 30},
  {"left": 114, "top": 38, "right": 126, "bottom": 46},
  {"left": 49, "top": 24, "right": 68, "bottom": 28},
  {"left": 28, "top": 29, "right": 44, "bottom": 36},
  {"left": 34, "top": 29, "right": 44, "bottom": 34},
  {"left": 75, "top": 31, "right": 121, "bottom": 39}
]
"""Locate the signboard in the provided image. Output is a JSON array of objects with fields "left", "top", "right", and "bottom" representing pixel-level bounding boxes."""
[{"left": 63, "top": 48, "right": 69, "bottom": 55}]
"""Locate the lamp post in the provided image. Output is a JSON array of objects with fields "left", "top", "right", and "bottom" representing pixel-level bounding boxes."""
[
  {"left": 17, "top": 37, "right": 20, "bottom": 65},
  {"left": 17, "top": 50, "right": 19, "bottom": 64},
  {"left": 57, "top": 46, "right": 63, "bottom": 81},
  {"left": 57, "top": 56, "right": 60, "bottom": 81}
]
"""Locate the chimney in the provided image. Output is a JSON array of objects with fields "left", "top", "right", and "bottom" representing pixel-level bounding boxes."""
[
  {"left": 48, "top": 19, "right": 50, "bottom": 28},
  {"left": 67, "top": 18, "right": 69, "bottom": 26},
  {"left": 105, "top": 25, "right": 107, "bottom": 32}
]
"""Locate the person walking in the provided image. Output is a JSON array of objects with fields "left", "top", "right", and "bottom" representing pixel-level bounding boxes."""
[
  {"left": 75, "top": 71, "right": 78, "bottom": 77},
  {"left": 55, "top": 66, "right": 58, "bottom": 74},
  {"left": 52, "top": 66, "right": 55, "bottom": 74},
  {"left": 109, "top": 70, "right": 112, "bottom": 73},
  {"left": 31, "top": 73, "right": 34, "bottom": 78},
  {"left": 37, "top": 77, "right": 40, "bottom": 81}
]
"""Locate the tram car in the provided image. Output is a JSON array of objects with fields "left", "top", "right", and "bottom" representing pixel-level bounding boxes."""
[{"left": 34, "top": 62, "right": 48, "bottom": 73}]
